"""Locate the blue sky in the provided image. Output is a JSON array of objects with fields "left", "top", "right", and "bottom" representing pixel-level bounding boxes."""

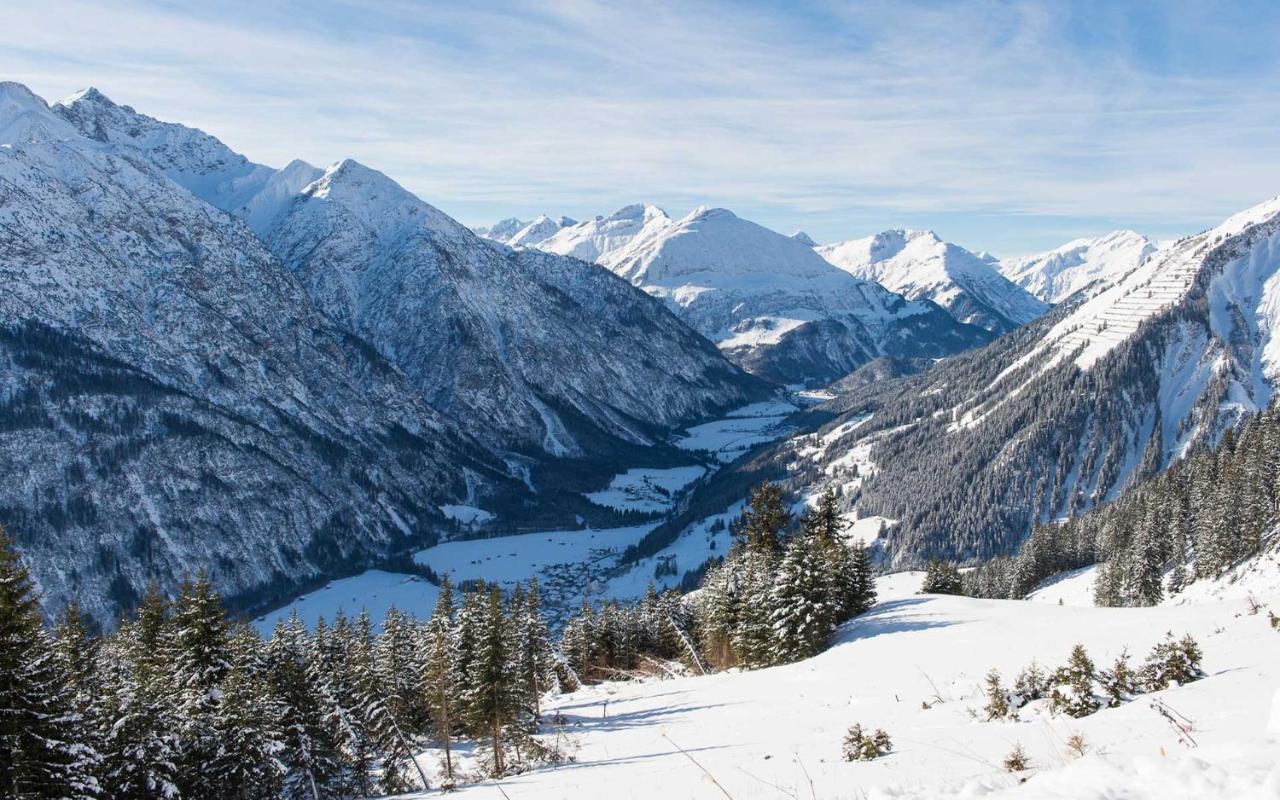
[{"left": 4, "top": 0, "right": 1280, "bottom": 255}]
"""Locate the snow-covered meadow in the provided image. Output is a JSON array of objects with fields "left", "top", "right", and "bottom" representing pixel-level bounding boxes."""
[{"left": 400, "top": 570, "right": 1280, "bottom": 799}]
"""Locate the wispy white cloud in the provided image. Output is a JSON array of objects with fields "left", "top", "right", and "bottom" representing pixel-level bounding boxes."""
[{"left": 2, "top": 0, "right": 1278, "bottom": 253}]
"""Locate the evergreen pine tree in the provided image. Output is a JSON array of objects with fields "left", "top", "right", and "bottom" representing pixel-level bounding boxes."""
[
  {"left": 465, "top": 587, "right": 520, "bottom": 776},
  {"left": 422, "top": 580, "right": 461, "bottom": 788},
  {"left": 769, "top": 533, "right": 836, "bottom": 663},
  {"left": 0, "top": 528, "right": 96, "bottom": 799},
  {"left": 266, "top": 616, "right": 343, "bottom": 800},
  {"left": 740, "top": 482, "right": 790, "bottom": 555}
]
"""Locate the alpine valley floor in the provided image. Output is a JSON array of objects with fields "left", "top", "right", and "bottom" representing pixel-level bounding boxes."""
[{"left": 397, "top": 570, "right": 1280, "bottom": 799}]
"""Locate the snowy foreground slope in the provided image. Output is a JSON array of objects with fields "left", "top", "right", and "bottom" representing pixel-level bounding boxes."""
[{"left": 401, "top": 572, "right": 1280, "bottom": 800}]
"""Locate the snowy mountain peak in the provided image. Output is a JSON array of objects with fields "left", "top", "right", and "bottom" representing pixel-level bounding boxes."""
[
  {"left": 0, "top": 81, "right": 77, "bottom": 145},
  {"left": 530, "top": 203, "right": 674, "bottom": 263},
  {"left": 506, "top": 213, "right": 577, "bottom": 247},
  {"left": 611, "top": 203, "right": 837, "bottom": 285},
  {"left": 790, "top": 230, "right": 817, "bottom": 246},
  {"left": 0, "top": 80, "right": 51, "bottom": 111},
  {"left": 998, "top": 229, "right": 1157, "bottom": 303},
  {"left": 302, "top": 157, "right": 471, "bottom": 245},
  {"left": 818, "top": 228, "right": 1047, "bottom": 332},
  {"left": 609, "top": 203, "right": 669, "bottom": 222}
]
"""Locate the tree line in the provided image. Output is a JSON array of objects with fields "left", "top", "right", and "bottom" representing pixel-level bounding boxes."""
[
  {"left": 0, "top": 482, "right": 882, "bottom": 798},
  {"left": 0, "top": 526, "right": 562, "bottom": 798},
  {"left": 961, "top": 402, "right": 1280, "bottom": 605}
]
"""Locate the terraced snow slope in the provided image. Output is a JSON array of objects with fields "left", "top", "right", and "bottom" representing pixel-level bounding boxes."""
[
  {"left": 398, "top": 569, "right": 1280, "bottom": 799},
  {"left": 817, "top": 228, "right": 1048, "bottom": 333}
]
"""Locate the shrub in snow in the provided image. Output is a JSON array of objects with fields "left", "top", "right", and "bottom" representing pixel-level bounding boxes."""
[
  {"left": 841, "top": 724, "right": 892, "bottom": 761},
  {"left": 1002, "top": 742, "right": 1031, "bottom": 772},
  {"left": 1012, "top": 661, "right": 1049, "bottom": 705},
  {"left": 1099, "top": 648, "right": 1139, "bottom": 707},
  {"left": 1048, "top": 644, "right": 1103, "bottom": 718},
  {"left": 1141, "top": 633, "right": 1205, "bottom": 691},
  {"left": 983, "top": 669, "right": 1012, "bottom": 721}
]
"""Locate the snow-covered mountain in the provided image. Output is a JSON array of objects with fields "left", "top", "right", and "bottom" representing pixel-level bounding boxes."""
[
  {"left": 534, "top": 204, "right": 674, "bottom": 263},
  {"left": 472, "top": 216, "right": 526, "bottom": 242},
  {"left": 0, "top": 82, "right": 529, "bottom": 625},
  {"left": 55, "top": 88, "right": 765, "bottom": 460},
  {"left": 584, "top": 207, "right": 992, "bottom": 385},
  {"left": 503, "top": 214, "right": 578, "bottom": 247},
  {"left": 681, "top": 193, "right": 1280, "bottom": 567},
  {"left": 816, "top": 229, "right": 1049, "bottom": 333},
  {"left": 999, "top": 230, "right": 1158, "bottom": 303}
]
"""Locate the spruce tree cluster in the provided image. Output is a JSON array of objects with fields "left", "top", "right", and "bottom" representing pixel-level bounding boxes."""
[
  {"left": 0, "top": 525, "right": 563, "bottom": 798},
  {"left": 698, "top": 485, "right": 877, "bottom": 669},
  {"left": 981, "top": 634, "right": 1203, "bottom": 722},
  {"left": 559, "top": 586, "right": 696, "bottom": 682},
  {"left": 919, "top": 560, "right": 962, "bottom": 594},
  {"left": 561, "top": 485, "right": 879, "bottom": 677}
]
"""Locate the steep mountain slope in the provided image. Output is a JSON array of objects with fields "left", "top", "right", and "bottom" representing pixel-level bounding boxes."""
[
  {"left": 55, "top": 89, "right": 765, "bottom": 460},
  {"left": 0, "top": 82, "right": 526, "bottom": 624},
  {"left": 817, "top": 228, "right": 1048, "bottom": 332},
  {"left": 594, "top": 207, "right": 993, "bottom": 385},
  {"left": 677, "top": 194, "right": 1280, "bottom": 567},
  {"left": 999, "top": 230, "right": 1157, "bottom": 303}
]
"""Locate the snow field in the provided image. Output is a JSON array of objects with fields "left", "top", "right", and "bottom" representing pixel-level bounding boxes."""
[
  {"left": 401, "top": 570, "right": 1280, "bottom": 799},
  {"left": 675, "top": 401, "right": 797, "bottom": 461},
  {"left": 253, "top": 571, "right": 441, "bottom": 633},
  {"left": 584, "top": 466, "right": 707, "bottom": 513}
]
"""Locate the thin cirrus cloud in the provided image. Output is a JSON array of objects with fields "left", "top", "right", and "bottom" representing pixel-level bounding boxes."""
[{"left": 2, "top": 0, "right": 1279, "bottom": 255}]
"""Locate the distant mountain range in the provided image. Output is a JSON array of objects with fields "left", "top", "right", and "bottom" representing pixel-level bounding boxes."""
[
  {"left": 672, "top": 193, "right": 1280, "bottom": 568},
  {"left": 4, "top": 76, "right": 1221, "bottom": 626},
  {"left": 482, "top": 205, "right": 998, "bottom": 384}
]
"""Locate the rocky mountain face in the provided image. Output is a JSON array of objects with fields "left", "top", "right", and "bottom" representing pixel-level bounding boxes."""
[
  {"left": 0, "top": 82, "right": 771, "bottom": 625},
  {"left": 816, "top": 229, "right": 1049, "bottom": 333},
  {"left": 761, "top": 195, "right": 1280, "bottom": 566},
  {"left": 54, "top": 89, "right": 765, "bottom": 461},
  {"left": 998, "top": 230, "right": 1158, "bottom": 304},
  {"left": 660, "top": 195, "right": 1280, "bottom": 572},
  {"left": 0, "top": 82, "right": 528, "bottom": 625}
]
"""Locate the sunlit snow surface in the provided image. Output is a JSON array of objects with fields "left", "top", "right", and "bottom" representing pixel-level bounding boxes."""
[
  {"left": 674, "top": 399, "right": 799, "bottom": 462},
  {"left": 399, "top": 567, "right": 1280, "bottom": 799},
  {"left": 253, "top": 571, "right": 440, "bottom": 633},
  {"left": 584, "top": 466, "right": 706, "bottom": 513}
]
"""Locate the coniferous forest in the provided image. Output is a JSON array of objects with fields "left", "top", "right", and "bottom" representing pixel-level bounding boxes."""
[
  {"left": 961, "top": 402, "right": 1280, "bottom": 605},
  {"left": 0, "top": 486, "right": 876, "bottom": 799}
]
